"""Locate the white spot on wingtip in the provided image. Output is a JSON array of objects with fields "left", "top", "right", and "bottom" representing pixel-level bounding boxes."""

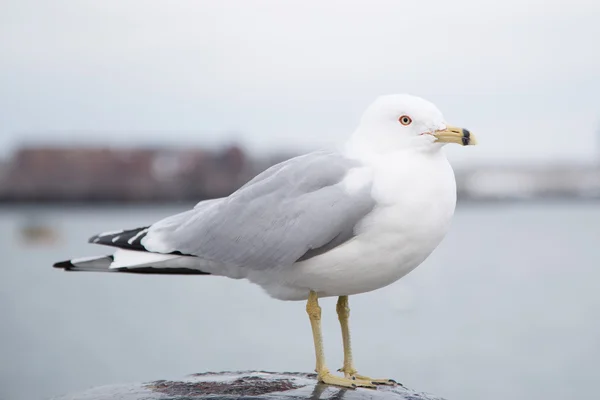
[
  {"left": 111, "top": 236, "right": 121, "bottom": 243},
  {"left": 128, "top": 228, "right": 148, "bottom": 244}
]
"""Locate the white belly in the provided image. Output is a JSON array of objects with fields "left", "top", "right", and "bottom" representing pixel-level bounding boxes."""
[{"left": 252, "top": 151, "right": 457, "bottom": 301}]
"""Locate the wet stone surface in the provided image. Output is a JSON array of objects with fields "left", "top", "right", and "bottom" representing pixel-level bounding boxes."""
[
  {"left": 50, "top": 371, "right": 447, "bottom": 400},
  {"left": 148, "top": 375, "right": 303, "bottom": 397}
]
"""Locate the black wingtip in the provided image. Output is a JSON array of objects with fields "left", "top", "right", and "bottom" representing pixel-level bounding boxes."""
[
  {"left": 87, "top": 227, "right": 150, "bottom": 251},
  {"left": 53, "top": 260, "right": 74, "bottom": 270}
]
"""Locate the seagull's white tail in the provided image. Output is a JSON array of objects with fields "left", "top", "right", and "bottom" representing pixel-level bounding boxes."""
[{"left": 53, "top": 249, "right": 210, "bottom": 275}]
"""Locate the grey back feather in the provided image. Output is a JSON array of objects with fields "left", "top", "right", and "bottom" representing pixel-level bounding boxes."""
[{"left": 143, "top": 150, "right": 375, "bottom": 269}]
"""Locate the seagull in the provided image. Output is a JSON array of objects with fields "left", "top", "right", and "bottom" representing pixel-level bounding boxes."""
[{"left": 53, "top": 94, "right": 476, "bottom": 389}]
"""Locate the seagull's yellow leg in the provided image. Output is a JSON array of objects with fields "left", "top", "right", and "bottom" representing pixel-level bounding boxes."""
[
  {"left": 306, "top": 291, "right": 375, "bottom": 389},
  {"left": 336, "top": 296, "right": 397, "bottom": 386}
]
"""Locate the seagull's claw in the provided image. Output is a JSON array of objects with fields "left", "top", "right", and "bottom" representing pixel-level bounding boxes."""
[
  {"left": 353, "top": 374, "right": 397, "bottom": 386},
  {"left": 337, "top": 368, "right": 398, "bottom": 387},
  {"left": 319, "top": 371, "right": 376, "bottom": 389}
]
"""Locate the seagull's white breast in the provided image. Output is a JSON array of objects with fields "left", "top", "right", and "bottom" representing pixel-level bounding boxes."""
[{"left": 261, "top": 150, "right": 457, "bottom": 300}]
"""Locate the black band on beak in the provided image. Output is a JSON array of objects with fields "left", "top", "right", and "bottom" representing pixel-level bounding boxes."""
[{"left": 461, "top": 129, "right": 471, "bottom": 146}]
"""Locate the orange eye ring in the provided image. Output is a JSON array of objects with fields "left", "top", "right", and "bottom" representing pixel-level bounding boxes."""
[{"left": 399, "top": 115, "right": 412, "bottom": 125}]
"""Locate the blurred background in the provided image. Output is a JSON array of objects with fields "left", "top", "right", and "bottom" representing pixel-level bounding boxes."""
[{"left": 0, "top": 1, "right": 599, "bottom": 400}]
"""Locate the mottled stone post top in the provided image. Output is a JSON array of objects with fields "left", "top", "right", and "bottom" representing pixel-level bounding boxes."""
[{"left": 50, "top": 371, "right": 446, "bottom": 400}]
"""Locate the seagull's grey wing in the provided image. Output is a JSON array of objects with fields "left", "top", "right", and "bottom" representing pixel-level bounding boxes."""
[{"left": 142, "top": 150, "right": 375, "bottom": 270}]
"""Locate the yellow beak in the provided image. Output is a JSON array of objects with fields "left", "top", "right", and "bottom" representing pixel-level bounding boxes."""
[{"left": 433, "top": 124, "right": 477, "bottom": 146}]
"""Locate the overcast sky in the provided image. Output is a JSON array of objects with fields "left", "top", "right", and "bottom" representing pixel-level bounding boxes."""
[{"left": 1, "top": 0, "right": 599, "bottom": 164}]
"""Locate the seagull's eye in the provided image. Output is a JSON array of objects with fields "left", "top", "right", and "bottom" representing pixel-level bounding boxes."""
[{"left": 399, "top": 115, "right": 412, "bottom": 126}]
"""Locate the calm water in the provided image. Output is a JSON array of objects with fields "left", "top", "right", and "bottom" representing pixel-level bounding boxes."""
[{"left": 0, "top": 202, "right": 599, "bottom": 400}]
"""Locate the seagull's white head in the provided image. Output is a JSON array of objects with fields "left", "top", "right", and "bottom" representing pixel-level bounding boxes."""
[{"left": 349, "top": 94, "right": 476, "bottom": 154}]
